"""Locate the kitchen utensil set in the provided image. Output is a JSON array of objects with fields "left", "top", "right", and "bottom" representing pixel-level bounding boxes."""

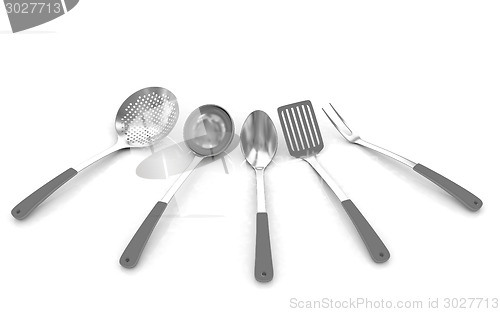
[{"left": 11, "top": 88, "right": 483, "bottom": 283}]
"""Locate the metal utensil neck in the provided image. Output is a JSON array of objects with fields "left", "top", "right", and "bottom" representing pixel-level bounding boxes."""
[{"left": 73, "top": 139, "right": 129, "bottom": 172}]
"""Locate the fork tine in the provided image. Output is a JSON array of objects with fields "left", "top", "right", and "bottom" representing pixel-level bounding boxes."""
[
  {"left": 322, "top": 106, "right": 342, "bottom": 133},
  {"left": 322, "top": 103, "right": 354, "bottom": 136},
  {"left": 329, "top": 103, "right": 353, "bottom": 131}
]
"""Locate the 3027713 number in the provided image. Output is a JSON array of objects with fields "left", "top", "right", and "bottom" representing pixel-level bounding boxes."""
[
  {"left": 4, "top": 2, "right": 61, "bottom": 14},
  {"left": 443, "top": 298, "right": 499, "bottom": 309}
]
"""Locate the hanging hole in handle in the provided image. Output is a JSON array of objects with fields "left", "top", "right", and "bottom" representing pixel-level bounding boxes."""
[
  {"left": 125, "top": 258, "right": 130, "bottom": 263},
  {"left": 261, "top": 272, "right": 267, "bottom": 277},
  {"left": 16, "top": 210, "right": 21, "bottom": 214},
  {"left": 474, "top": 201, "right": 478, "bottom": 205},
  {"left": 379, "top": 252, "right": 385, "bottom": 258}
]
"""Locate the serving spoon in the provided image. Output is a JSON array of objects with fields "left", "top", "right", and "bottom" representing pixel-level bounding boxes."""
[
  {"left": 240, "top": 110, "right": 278, "bottom": 282},
  {"left": 120, "top": 104, "right": 234, "bottom": 268}
]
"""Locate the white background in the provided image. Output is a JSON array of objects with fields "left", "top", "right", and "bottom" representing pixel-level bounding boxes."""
[{"left": 1, "top": 1, "right": 499, "bottom": 311}]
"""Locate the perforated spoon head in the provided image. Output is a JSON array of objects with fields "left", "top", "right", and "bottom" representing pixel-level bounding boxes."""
[{"left": 115, "top": 87, "right": 179, "bottom": 147}]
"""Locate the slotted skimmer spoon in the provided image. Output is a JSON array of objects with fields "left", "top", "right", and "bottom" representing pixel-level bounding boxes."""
[
  {"left": 120, "top": 104, "right": 234, "bottom": 269},
  {"left": 241, "top": 110, "right": 278, "bottom": 283},
  {"left": 278, "top": 100, "right": 390, "bottom": 263},
  {"left": 12, "top": 87, "right": 179, "bottom": 220},
  {"left": 322, "top": 103, "right": 482, "bottom": 211}
]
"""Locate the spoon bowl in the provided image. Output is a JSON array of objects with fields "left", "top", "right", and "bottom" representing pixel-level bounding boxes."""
[
  {"left": 184, "top": 104, "right": 234, "bottom": 157},
  {"left": 241, "top": 110, "right": 278, "bottom": 169}
]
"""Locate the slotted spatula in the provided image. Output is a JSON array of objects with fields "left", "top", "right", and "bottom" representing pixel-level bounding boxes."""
[{"left": 277, "top": 100, "right": 390, "bottom": 263}]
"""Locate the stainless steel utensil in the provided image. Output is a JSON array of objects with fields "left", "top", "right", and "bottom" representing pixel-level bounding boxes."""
[
  {"left": 241, "top": 110, "right": 278, "bottom": 283},
  {"left": 278, "top": 101, "right": 390, "bottom": 263},
  {"left": 12, "top": 87, "right": 179, "bottom": 220},
  {"left": 322, "top": 103, "right": 482, "bottom": 211},
  {"left": 120, "top": 105, "right": 234, "bottom": 268}
]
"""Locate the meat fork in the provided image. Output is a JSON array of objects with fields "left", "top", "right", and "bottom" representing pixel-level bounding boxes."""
[{"left": 322, "top": 103, "right": 482, "bottom": 211}]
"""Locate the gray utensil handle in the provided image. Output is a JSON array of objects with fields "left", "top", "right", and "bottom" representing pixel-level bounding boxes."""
[
  {"left": 413, "top": 164, "right": 482, "bottom": 211},
  {"left": 341, "top": 200, "right": 390, "bottom": 263},
  {"left": 120, "top": 201, "right": 168, "bottom": 269},
  {"left": 255, "top": 212, "right": 273, "bottom": 282},
  {"left": 11, "top": 168, "right": 78, "bottom": 220}
]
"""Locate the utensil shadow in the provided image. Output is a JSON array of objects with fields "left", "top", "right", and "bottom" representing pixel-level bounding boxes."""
[
  {"left": 136, "top": 134, "right": 241, "bottom": 179},
  {"left": 0, "top": 30, "right": 56, "bottom": 34}
]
